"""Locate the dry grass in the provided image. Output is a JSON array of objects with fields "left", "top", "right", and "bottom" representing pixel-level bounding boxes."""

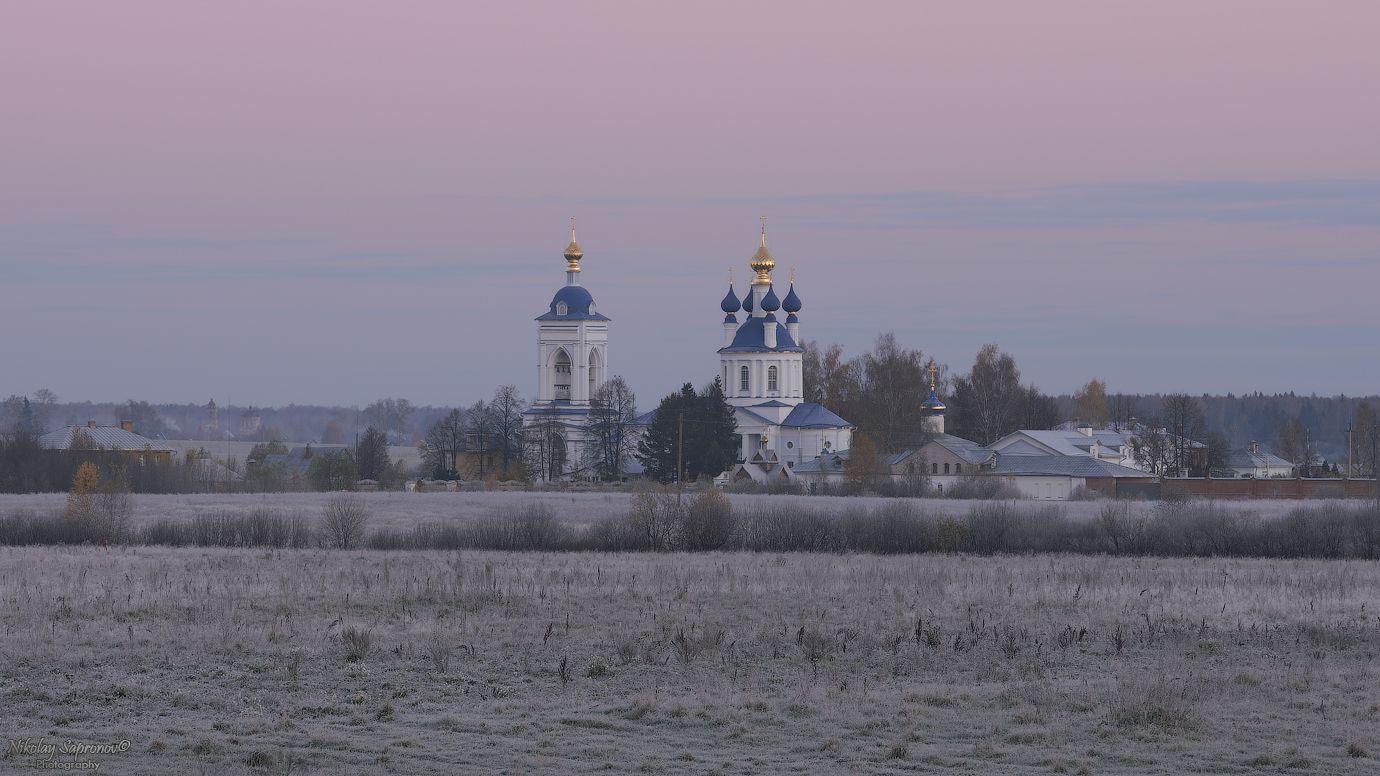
[{"left": 0, "top": 547, "right": 1376, "bottom": 774}]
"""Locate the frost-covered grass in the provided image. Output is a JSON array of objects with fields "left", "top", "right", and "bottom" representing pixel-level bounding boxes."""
[
  {"left": 0, "top": 490, "right": 1317, "bottom": 531},
  {"left": 1, "top": 548, "right": 1376, "bottom": 774}
]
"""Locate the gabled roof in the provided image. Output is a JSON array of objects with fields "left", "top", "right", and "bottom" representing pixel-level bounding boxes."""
[
  {"left": 1227, "top": 449, "right": 1294, "bottom": 469},
  {"left": 717, "top": 316, "right": 804, "bottom": 353},
  {"left": 992, "top": 454, "right": 1152, "bottom": 478},
  {"left": 780, "top": 403, "right": 852, "bottom": 429},
  {"left": 929, "top": 433, "right": 994, "bottom": 465},
  {"left": 792, "top": 450, "right": 848, "bottom": 474},
  {"left": 888, "top": 434, "right": 993, "bottom": 467},
  {"left": 39, "top": 426, "right": 175, "bottom": 452}
]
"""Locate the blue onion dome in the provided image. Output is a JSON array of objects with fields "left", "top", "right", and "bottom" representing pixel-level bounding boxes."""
[
  {"left": 782, "top": 283, "right": 802, "bottom": 313},
  {"left": 786, "top": 312, "right": 799, "bottom": 324},
  {"left": 743, "top": 289, "right": 754, "bottom": 313},
  {"left": 763, "top": 312, "right": 778, "bottom": 322},
  {"left": 761, "top": 285, "right": 781, "bottom": 312},
  {"left": 723, "top": 313, "right": 738, "bottom": 324},
  {"left": 720, "top": 284, "right": 741, "bottom": 313},
  {"left": 922, "top": 390, "right": 947, "bottom": 413}
]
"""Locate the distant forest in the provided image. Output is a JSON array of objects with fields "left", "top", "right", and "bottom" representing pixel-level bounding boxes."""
[{"left": 1053, "top": 392, "right": 1379, "bottom": 462}]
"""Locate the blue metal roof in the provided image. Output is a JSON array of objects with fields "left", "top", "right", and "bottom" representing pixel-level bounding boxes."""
[
  {"left": 743, "top": 290, "right": 754, "bottom": 313},
  {"left": 536, "top": 285, "right": 611, "bottom": 321},
  {"left": 780, "top": 403, "right": 852, "bottom": 429},
  {"left": 720, "top": 284, "right": 741, "bottom": 313},
  {"left": 718, "top": 316, "right": 804, "bottom": 353},
  {"left": 751, "top": 400, "right": 792, "bottom": 408},
  {"left": 782, "top": 283, "right": 802, "bottom": 313}
]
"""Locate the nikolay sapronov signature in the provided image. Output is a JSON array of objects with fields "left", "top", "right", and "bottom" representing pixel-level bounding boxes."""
[{"left": 6, "top": 738, "right": 132, "bottom": 770}]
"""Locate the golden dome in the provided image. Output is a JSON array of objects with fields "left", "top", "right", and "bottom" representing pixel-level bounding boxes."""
[
  {"left": 564, "top": 217, "right": 582, "bottom": 272},
  {"left": 749, "top": 217, "right": 774, "bottom": 285}
]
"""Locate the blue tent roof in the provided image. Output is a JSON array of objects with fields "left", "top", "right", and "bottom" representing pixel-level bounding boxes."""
[
  {"left": 718, "top": 316, "right": 804, "bottom": 353},
  {"left": 780, "top": 403, "right": 852, "bottom": 429},
  {"left": 536, "top": 285, "right": 611, "bottom": 321}
]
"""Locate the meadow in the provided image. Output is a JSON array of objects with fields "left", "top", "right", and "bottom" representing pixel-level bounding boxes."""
[{"left": 2, "top": 545, "right": 1377, "bottom": 774}]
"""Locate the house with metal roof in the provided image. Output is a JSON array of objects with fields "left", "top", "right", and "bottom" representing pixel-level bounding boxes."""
[
  {"left": 1222, "top": 442, "right": 1295, "bottom": 478},
  {"left": 989, "top": 453, "right": 1155, "bottom": 499},
  {"left": 39, "top": 421, "right": 177, "bottom": 465}
]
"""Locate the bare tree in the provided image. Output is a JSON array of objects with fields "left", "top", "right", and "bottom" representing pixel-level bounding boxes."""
[
  {"left": 489, "top": 385, "right": 526, "bottom": 476},
  {"left": 363, "top": 398, "right": 415, "bottom": 443},
  {"left": 950, "top": 344, "right": 1025, "bottom": 445},
  {"left": 586, "top": 377, "right": 638, "bottom": 481},
  {"left": 421, "top": 409, "right": 466, "bottom": 479}
]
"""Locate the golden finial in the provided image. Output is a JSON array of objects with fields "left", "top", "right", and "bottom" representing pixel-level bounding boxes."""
[
  {"left": 928, "top": 359, "right": 939, "bottom": 392},
  {"left": 749, "top": 216, "right": 775, "bottom": 285},
  {"left": 564, "top": 217, "right": 582, "bottom": 271}
]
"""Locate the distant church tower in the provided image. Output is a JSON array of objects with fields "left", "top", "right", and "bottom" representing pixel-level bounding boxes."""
[
  {"left": 921, "top": 359, "right": 947, "bottom": 434},
  {"left": 521, "top": 221, "right": 610, "bottom": 482}
]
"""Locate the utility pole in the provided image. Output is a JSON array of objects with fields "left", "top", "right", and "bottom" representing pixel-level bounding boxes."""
[
  {"left": 676, "top": 410, "right": 685, "bottom": 508},
  {"left": 1346, "top": 422, "right": 1353, "bottom": 480}
]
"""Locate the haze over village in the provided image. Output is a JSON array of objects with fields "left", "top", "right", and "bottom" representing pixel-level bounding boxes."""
[{"left": 2, "top": 2, "right": 1379, "bottom": 774}]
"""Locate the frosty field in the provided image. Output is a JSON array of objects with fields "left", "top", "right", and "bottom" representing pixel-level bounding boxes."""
[{"left": 2, "top": 546, "right": 1377, "bottom": 774}]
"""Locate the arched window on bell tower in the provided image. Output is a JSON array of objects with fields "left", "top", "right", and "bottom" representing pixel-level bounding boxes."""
[
  {"left": 767, "top": 365, "right": 778, "bottom": 392},
  {"left": 739, "top": 364, "right": 750, "bottom": 393},
  {"left": 552, "top": 349, "right": 572, "bottom": 401}
]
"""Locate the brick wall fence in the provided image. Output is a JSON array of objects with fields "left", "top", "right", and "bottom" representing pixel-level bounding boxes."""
[{"left": 1158, "top": 477, "right": 1379, "bottom": 500}]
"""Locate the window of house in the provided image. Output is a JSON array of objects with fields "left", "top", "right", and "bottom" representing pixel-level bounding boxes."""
[
  {"left": 739, "top": 365, "right": 750, "bottom": 391},
  {"left": 944, "top": 463, "right": 950, "bottom": 474},
  {"left": 767, "top": 365, "right": 778, "bottom": 391},
  {"left": 955, "top": 463, "right": 962, "bottom": 474},
  {"left": 907, "top": 463, "right": 915, "bottom": 474},
  {"left": 931, "top": 462, "right": 938, "bottom": 474}
]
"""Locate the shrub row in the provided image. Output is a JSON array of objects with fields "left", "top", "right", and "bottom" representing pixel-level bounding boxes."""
[{"left": 4, "top": 495, "right": 1379, "bottom": 559}]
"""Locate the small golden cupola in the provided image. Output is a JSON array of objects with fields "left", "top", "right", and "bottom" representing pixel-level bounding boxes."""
[
  {"left": 564, "top": 217, "right": 583, "bottom": 272},
  {"left": 749, "top": 216, "right": 775, "bottom": 285}
]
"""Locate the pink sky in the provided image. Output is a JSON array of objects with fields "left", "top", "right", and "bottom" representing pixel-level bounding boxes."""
[{"left": 2, "top": 1, "right": 1378, "bottom": 406}]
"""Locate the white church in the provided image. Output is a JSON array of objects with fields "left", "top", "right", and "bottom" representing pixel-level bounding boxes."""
[{"left": 521, "top": 221, "right": 854, "bottom": 483}]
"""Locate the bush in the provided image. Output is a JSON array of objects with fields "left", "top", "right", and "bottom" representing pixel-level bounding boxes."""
[
  {"left": 320, "top": 494, "right": 369, "bottom": 549},
  {"left": 682, "top": 488, "right": 735, "bottom": 550}
]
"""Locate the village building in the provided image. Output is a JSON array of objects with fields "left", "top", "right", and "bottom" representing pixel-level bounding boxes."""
[
  {"left": 38, "top": 421, "right": 176, "bottom": 465},
  {"left": 1223, "top": 441, "right": 1295, "bottom": 478}
]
